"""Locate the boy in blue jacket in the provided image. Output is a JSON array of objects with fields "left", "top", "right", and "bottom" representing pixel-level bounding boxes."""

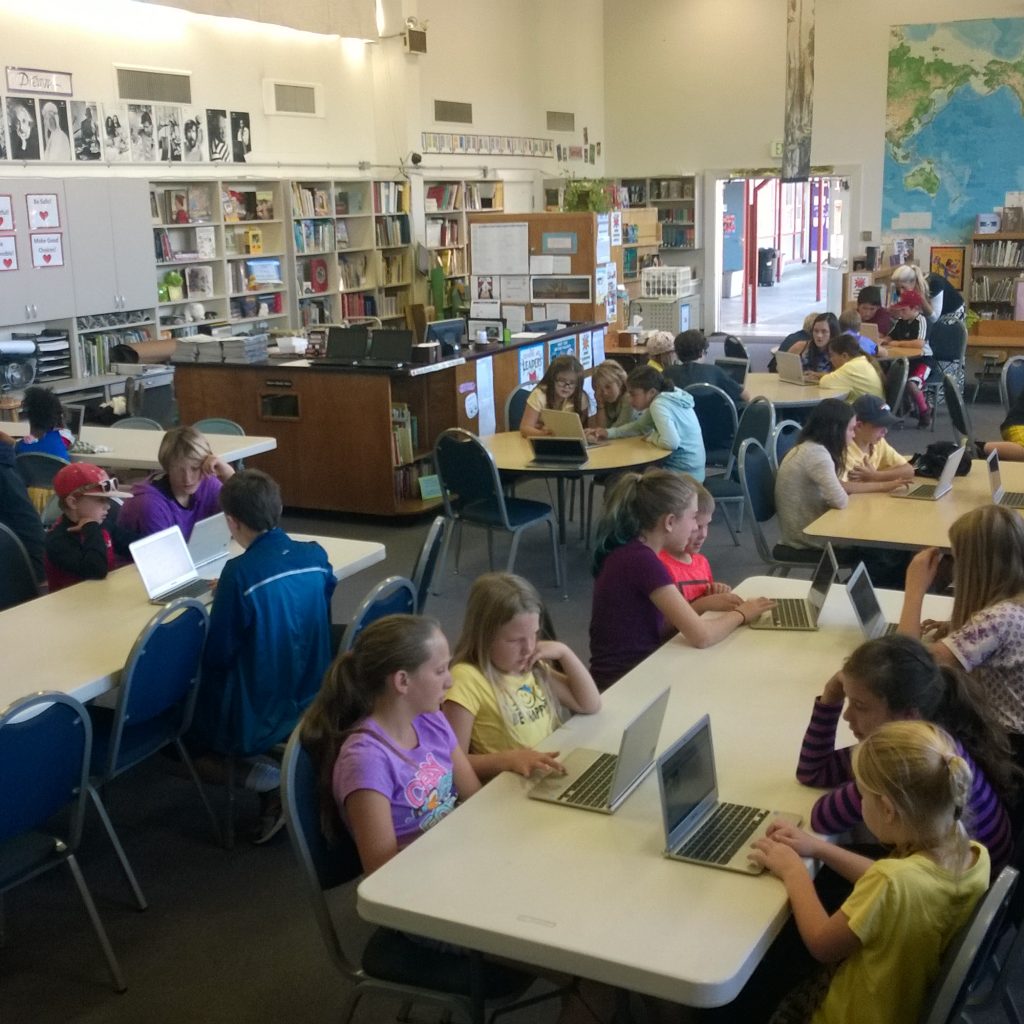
[{"left": 192, "top": 468, "right": 336, "bottom": 843}]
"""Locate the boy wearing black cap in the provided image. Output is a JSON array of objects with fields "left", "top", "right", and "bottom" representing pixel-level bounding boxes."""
[
  {"left": 841, "top": 395, "right": 914, "bottom": 491},
  {"left": 44, "top": 462, "right": 134, "bottom": 592}
]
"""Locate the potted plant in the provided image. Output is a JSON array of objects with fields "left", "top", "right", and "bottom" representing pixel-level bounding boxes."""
[{"left": 562, "top": 176, "right": 612, "bottom": 214}]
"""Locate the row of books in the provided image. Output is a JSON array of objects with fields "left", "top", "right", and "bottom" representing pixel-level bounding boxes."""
[
  {"left": 380, "top": 254, "right": 407, "bottom": 286},
  {"left": 970, "top": 275, "right": 1021, "bottom": 303},
  {"left": 972, "top": 241, "right": 1024, "bottom": 267},
  {"left": 437, "top": 249, "right": 466, "bottom": 276},
  {"left": 375, "top": 215, "right": 411, "bottom": 247},
  {"left": 391, "top": 403, "right": 418, "bottom": 466},
  {"left": 291, "top": 183, "right": 332, "bottom": 218},
  {"left": 294, "top": 219, "right": 335, "bottom": 254},
  {"left": 339, "top": 254, "right": 371, "bottom": 290},
  {"left": 229, "top": 293, "right": 283, "bottom": 321},
  {"left": 373, "top": 181, "right": 411, "bottom": 215},
  {"left": 464, "top": 182, "right": 503, "bottom": 210},
  {"left": 425, "top": 218, "right": 461, "bottom": 247},
  {"left": 661, "top": 223, "right": 695, "bottom": 249},
  {"left": 377, "top": 295, "right": 403, "bottom": 318},
  {"left": 341, "top": 292, "right": 378, "bottom": 318},
  {"left": 424, "top": 182, "right": 463, "bottom": 212},
  {"left": 153, "top": 186, "right": 214, "bottom": 226},
  {"left": 79, "top": 329, "right": 150, "bottom": 377},
  {"left": 154, "top": 225, "right": 217, "bottom": 262},
  {"left": 393, "top": 462, "right": 433, "bottom": 504}
]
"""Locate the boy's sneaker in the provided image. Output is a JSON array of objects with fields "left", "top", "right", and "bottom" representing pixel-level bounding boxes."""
[
  {"left": 243, "top": 758, "right": 281, "bottom": 794},
  {"left": 252, "top": 794, "right": 286, "bottom": 845},
  {"left": 917, "top": 407, "right": 932, "bottom": 429}
]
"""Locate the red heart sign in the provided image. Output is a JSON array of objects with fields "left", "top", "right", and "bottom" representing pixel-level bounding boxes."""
[
  {"left": 0, "top": 216, "right": 5, "bottom": 226},
  {"left": 39, "top": 210, "right": 48, "bottom": 221},
  {"left": 2, "top": 258, "right": 11, "bottom": 268},
  {"left": 43, "top": 253, "right": 51, "bottom": 263}
]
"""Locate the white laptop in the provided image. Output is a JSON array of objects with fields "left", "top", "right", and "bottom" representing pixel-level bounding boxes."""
[
  {"left": 846, "top": 562, "right": 898, "bottom": 640},
  {"left": 892, "top": 444, "right": 966, "bottom": 501},
  {"left": 658, "top": 714, "right": 801, "bottom": 875},
  {"left": 748, "top": 543, "right": 839, "bottom": 631},
  {"left": 528, "top": 688, "right": 670, "bottom": 814},
  {"left": 539, "top": 409, "right": 609, "bottom": 448},
  {"left": 987, "top": 450, "right": 1024, "bottom": 509},
  {"left": 188, "top": 512, "right": 232, "bottom": 577},
  {"left": 129, "top": 525, "right": 215, "bottom": 605},
  {"left": 776, "top": 349, "right": 817, "bottom": 386}
]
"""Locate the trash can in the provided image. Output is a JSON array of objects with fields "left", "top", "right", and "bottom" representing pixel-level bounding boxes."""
[{"left": 758, "top": 247, "right": 777, "bottom": 287}]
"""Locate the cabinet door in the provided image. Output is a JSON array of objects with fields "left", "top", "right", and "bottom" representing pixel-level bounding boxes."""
[
  {"left": 64, "top": 178, "right": 119, "bottom": 316},
  {"left": 109, "top": 179, "right": 157, "bottom": 309},
  {"left": 18, "top": 181, "right": 74, "bottom": 321}
]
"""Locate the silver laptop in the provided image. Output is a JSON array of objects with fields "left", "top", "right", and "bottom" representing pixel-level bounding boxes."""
[
  {"left": 776, "top": 349, "right": 816, "bottom": 386},
  {"left": 987, "top": 450, "right": 1024, "bottom": 508},
  {"left": 658, "top": 714, "right": 801, "bottom": 875},
  {"left": 846, "top": 562, "right": 898, "bottom": 640},
  {"left": 892, "top": 444, "right": 966, "bottom": 501},
  {"left": 540, "top": 409, "right": 608, "bottom": 448},
  {"left": 528, "top": 688, "right": 670, "bottom": 814},
  {"left": 188, "top": 512, "right": 232, "bottom": 576},
  {"left": 859, "top": 322, "right": 880, "bottom": 344},
  {"left": 748, "top": 543, "right": 839, "bottom": 631},
  {"left": 129, "top": 525, "right": 215, "bottom": 605}
]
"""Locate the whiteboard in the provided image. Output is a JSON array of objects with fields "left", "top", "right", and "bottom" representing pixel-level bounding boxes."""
[{"left": 470, "top": 222, "right": 529, "bottom": 276}]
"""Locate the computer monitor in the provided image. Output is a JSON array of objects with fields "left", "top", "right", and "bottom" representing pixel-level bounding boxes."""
[
  {"left": 245, "top": 258, "right": 283, "bottom": 285},
  {"left": 524, "top": 319, "right": 558, "bottom": 333},
  {"left": 425, "top": 318, "right": 467, "bottom": 357}
]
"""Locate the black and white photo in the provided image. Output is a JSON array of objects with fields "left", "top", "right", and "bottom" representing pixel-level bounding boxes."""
[
  {"left": 129, "top": 103, "right": 155, "bottom": 162},
  {"left": 230, "top": 111, "right": 250, "bottom": 163},
  {"left": 182, "top": 106, "right": 204, "bottom": 162},
  {"left": 70, "top": 100, "right": 100, "bottom": 160},
  {"left": 102, "top": 103, "right": 130, "bottom": 162},
  {"left": 155, "top": 104, "right": 182, "bottom": 162},
  {"left": 40, "top": 100, "right": 71, "bottom": 162},
  {"left": 206, "top": 108, "right": 229, "bottom": 162},
  {"left": 7, "top": 96, "right": 39, "bottom": 160}
]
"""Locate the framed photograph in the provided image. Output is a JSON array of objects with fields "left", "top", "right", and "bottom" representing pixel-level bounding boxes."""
[
  {"left": 1001, "top": 207, "right": 1024, "bottom": 234},
  {"left": 0, "top": 194, "right": 14, "bottom": 231},
  {"left": 30, "top": 231, "right": 63, "bottom": 268},
  {"left": 70, "top": 100, "right": 101, "bottom": 161},
  {"left": 26, "top": 193, "right": 59, "bottom": 230},
  {"left": 230, "top": 111, "right": 251, "bottom": 163},
  {"left": 0, "top": 235, "right": 17, "bottom": 271},
  {"left": 205, "top": 108, "right": 229, "bottom": 162},
  {"left": 468, "top": 318, "right": 505, "bottom": 344},
  {"left": 127, "top": 103, "right": 155, "bottom": 162},
  {"left": 39, "top": 99, "right": 71, "bottom": 162},
  {"left": 7, "top": 97, "right": 39, "bottom": 160},
  {"left": 530, "top": 274, "right": 592, "bottom": 304},
  {"left": 929, "top": 246, "right": 965, "bottom": 291}
]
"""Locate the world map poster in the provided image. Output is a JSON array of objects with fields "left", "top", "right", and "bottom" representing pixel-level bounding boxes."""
[{"left": 883, "top": 18, "right": 1024, "bottom": 242}]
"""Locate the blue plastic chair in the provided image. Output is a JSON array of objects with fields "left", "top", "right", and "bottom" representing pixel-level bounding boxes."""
[
  {"left": 684, "top": 382, "right": 738, "bottom": 471},
  {"left": 1001, "top": 355, "right": 1024, "bottom": 411},
  {"left": 433, "top": 428, "right": 561, "bottom": 588},
  {"left": 193, "top": 417, "right": 244, "bottom": 436},
  {"left": 339, "top": 576, "right": 417, "bottom": 655},
  {"left": 89, "top": 599, "right": 221, "bottom": 857},
  {"left": 504, "top": 386, "right": 533, "bottom": 432},
  {"left": 112, "top": 416, "right": 162, "bottom": 430},
  {"left": 410, "top": 516, "right": 446, "bottom": 610},
  {"left": 280, "top": 727, "right": 540, "bottom": 1024},
  {"left": 769, "top": 419, "right": 801, "bottom": 472},
  {"left": 0, "top": 522, "right": 40, "bottom": 611},
  {"left": 0, "top": 692, "right": 126, "bottom": 992},
  {"left": 15, "top": 451, "right": 68, "bottom": 514}
]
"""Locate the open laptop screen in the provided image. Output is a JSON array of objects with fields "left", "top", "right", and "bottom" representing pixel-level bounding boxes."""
[
  {"left": 326, "top": 326, "right": 368, "bottom": 360},
  {"left": 660, "top": 718, "right": 717, "bottom": 836},
  {"left": 131, "top": 527, "right": 196, "bottom": 597},
  {"left": 369, "top": 329, "right": 414, "bottom": 361}
]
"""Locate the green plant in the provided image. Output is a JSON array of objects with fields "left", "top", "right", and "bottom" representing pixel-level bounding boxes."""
[
  {"left": 562, "top": 176, "right": 612, "bottom": 213},
  {"left": 965, "top": 306, "right": 981, "bottom": 332}
]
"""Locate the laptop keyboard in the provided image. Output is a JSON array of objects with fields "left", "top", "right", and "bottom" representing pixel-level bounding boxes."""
[
  {"left": 909, "top": 483, "right": 936, "bottom": 498},
  {"left": 769, "top": 598, "right": 811, "bottom": 629},
  {"left": 884, "top": 622, "right": 898, "bottom": 636},
  {"left": 1003, "top": 491, "right": 1024, "bottom": 507},
  {"left": 675, "top": 802, "right": 768, "bottom": 865},
  {"left": 160, "top": 578, "right": 213, "bottom": 602},
  {"left": 558, "top": 753, "right": 618, "bottom": 808}
]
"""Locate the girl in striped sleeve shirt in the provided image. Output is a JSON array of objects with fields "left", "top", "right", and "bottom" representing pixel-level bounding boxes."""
[{"left": 797, "top": 635, "right": 1015, "bottom": 871}]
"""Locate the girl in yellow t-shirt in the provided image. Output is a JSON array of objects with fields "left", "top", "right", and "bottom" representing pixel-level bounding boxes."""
[{"left": 443, "top": 572, "right": 601, "bottom": 780}]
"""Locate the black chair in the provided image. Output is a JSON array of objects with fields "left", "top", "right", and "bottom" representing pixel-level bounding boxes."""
[
  {"left": 884, "top": 357, "right": 909, "bottom": 427},
  {"left": 89, "top": 599, "right": 221, "bottom": 862},
  {"left": 338, "top": 576, "right": 417, "bottom": 655},
  {"left": 924, "top": 320, "right": 968, "bottom": 415},
  {"left": 921, "top": 866, "right": 1019, "bottom": 1024},
  {"left": 971, "top": 350, "right": 1007, "bottom": 404},
  {"left": 941, "top": 372, "right": 973, "bottom": 442},
  {"left": 1001, "top": 355, "right": 1024, "bottom": 411},
  {"left": 504, "top": 386, "right": 533, "bottom": 432},
  {"left": 723, "top": 335, "right": 749, "bottom": 361},
  {"left": 0, "top": 692, "right": 126, "bottom": 992},
  {"left": 738, "top": 438, "right": 820, "bottom": 576},
  {"left": 0, "top": 521, "right": 40, "bottom": 610},
  {"left": 684, "top": 382, "right": 738, "bottom": 473},
  {"left": 280, "top": 727, "right": 547, "bottom": 1024},
  {"left": 434, "top": 428, "right": 561, "bottom": 588},
  {"left": 769, "top": 419, "right": 801, "bottom": 472},
  {"left": 14, "top": 451, "right": 67, "bottom": 514},
  {"left": 411, "top": 516, "right": 446, "bottom": 610}
]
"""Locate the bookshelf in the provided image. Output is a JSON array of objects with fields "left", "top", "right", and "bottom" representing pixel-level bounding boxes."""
[
  {"left": 423, "top": 178, "right": 505, "bottom": 283},
  {"left": 966, "top": 232, "right": 1024, "bottom": 321},
  {"left": 615, "top": 175, "right": 702, "bottom": 251}
]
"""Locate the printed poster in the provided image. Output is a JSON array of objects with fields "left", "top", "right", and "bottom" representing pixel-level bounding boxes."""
[
  {"left": 578, "top": 330, "right": 593, "bottom": 370},
  {"left": 0, "top": 235, "right": 16, "bottom": 271},
  {"left": 26, "top": 192, "right": 59, "bottom": 230},
  {"left": 610, "top": 210, "right": 622, "bottom": 247},
  {"left": 548, "top": 336, "right": 575, "bottom": 360},
  {"left": 518, "top": 343, "right": 544, "bottom": 384},
  {"left": 501, "top": 275, "right": 529, "bottom": 303},
  {"left": 595, "top": 213, "right": 611, "bottom": 263},
  {"left": 0, "top": 194, "right": 14, "bottom": 230},
  {"left": 475, "top": 355, "right": 496, "bottom": 436},
  {"left": 30, "top": 232, "right": 63, "bottom": 267},
  {"left": 592, "top": 327, "right": 606, "bottom": 364}
]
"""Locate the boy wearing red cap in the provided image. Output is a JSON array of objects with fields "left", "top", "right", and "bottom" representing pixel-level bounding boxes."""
[
  {"left": 880, "top": 289, "right": 932, "bottom": 426},
  {"left": 44, "top": 462, "right": 134, "bottom": 592}
]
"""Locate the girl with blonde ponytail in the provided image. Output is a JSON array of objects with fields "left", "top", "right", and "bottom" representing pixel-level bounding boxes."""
[{"left": 749, "top": 721, "right": 990, "bottom": 1024}]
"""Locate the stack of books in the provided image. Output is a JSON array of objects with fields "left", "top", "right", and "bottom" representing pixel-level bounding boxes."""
[{"left": 221, "top": 334, "right": 269, "bottom": 364}]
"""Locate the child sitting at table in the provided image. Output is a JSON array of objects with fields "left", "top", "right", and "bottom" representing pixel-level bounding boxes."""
[
  {"left": 443, "top": 573, "right": 600, "bottom": 780},
  {"left": 657, "top": 477, "right": 741, "bottom": 610},
  {"left": 15, "top": 385, "right": 70, "bottom": 462},
  {"left": 880, "top": 289, "right": 931, "bottom": 426},
  {"left": 518, "top": 355, "right": 588, "bottom": 437},
  {"left": 641, "top": 330, "right": 677, "bottom": 371},
  {"left": 837, "top": 308, "right": 878, "bottom": 356},
  {"left": 898, "top": 505, "right": 1024, "bottom": 759},
  {"left": 981, "top": 384, "right": 1024, "bottom": 462},
  {"left": 787, "top": 313, "right": 839, "bottom": 374},
  {"left": 591, "top": 359, "right": 638, "bottom": 430},
  {"left": 749, "top": 720, "right": 989, "bottom": 1024},
  {"left": 587, "top": 365, "right": 706, "bottom": 480},
  {"left": 589, "top": 469, "right": 774, "bottom": 688},
  {"left": 44, "top": 462, "right": 134, "bottom": 593},
  {"left": 810, "top": 334, "right": 885, "bottom": 403},
  {"left": 796, "top": 635, "right": 1014, "bottom": 872},
  {"left": 856, "top": 285, "right": 894, "bottom": 338},
  {"left": 840, "top": 395, "right": 914, "bottom": 488}
]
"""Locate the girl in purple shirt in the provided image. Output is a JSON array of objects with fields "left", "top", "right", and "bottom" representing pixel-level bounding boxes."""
[
  {"left": 797, "top": 635, "right": 1014, "bottom": 871},
  {"left": 302, "top": 614, "right": 480, "bottom": 874},
  {"left": 589, "top": 469, "right": 774, "bottom": 688}
]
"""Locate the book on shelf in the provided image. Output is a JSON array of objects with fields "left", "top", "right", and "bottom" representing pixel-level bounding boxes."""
[
  {"left": 337, "top": 220, "right": 350, "bottom": 248},
  {"left": 373, "top": 180, "right": 410, "bottom": 215},
  {"left": 255, "top": 190, "right": 274, "bottom": 220},
  {"left": 188, "top": 187, "right": 213, "bottom": 223},
  {"left": 375, "top": 216, "right": 410, "bottom": 247},
  {"left": 381, "top": 253, "right": 407, "bottom": 285},
  {"left": 294, "top": 219, "right": 335, "bottom": 253},
  {"left": 341, "top": 292, "right": 377, "bottom": 319},
  {"left": 391, "top": 403, "right": 415, "bottom": 465},
  {"left": 164, "top": 189, "right": 189, "bottom": 224},
  {"left": 339, "top": 253, "right": 370, "bottom": 290},
  {"left": 185, "top": 264, "right": 214, "bottom": 299},
  {"left": 425, "top": 182, "right": 461, "bottom": 212},
  {"left": 195, "top": 226, "right": 216, "bottom": 259}
]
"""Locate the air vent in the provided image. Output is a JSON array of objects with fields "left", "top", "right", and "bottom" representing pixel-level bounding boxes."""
[
  {"left": 434, "top": 100, "right": 473, "bottom": 125},
  {"left": 546, "top": 111, "right": 575, "bottom": 132},
  {"left": 116, "top": 67, "right": 191, "bottom": 104},
  {"left": 262, "top": 79, "right": 323, "bottom": 118}
]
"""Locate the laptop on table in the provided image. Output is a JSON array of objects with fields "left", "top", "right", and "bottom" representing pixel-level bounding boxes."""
[
  {"left": 187, "top": 512, "right": 232, "bottom": 577},
  {"left": 539, "top": 409, "right": 609, "bottom": 449},
  {"left": 528, "top": 688, "right": 670, "bottom": 814},
  {"left": 748, "top": 543, "right": 839, "bottom": 631},
  {"left": 892, "top": 443, "right": 966, "bottom": 501},
  {"left": 846, "top": 562, "right": 899, "bottom": 640},
  {"left": 527, "top": 436, "right": 589, "bottom": 468},
  {"left": 362, "top": 329, "right": 414, "bottom": 369},
  {"left": 776, "top": 350, "right": 817, "bottom": 387},
  {"left": 987, "top": 450, "right": 1024, "bottom": 508},
  {"left": 657, "top": 714, "right": 801, "bottom": 875},
  {"left": 320, "top": 326, "right": 369, "bottom": 367},
  {"left": 713, "top": 357, "right": 750, "bottom": 388},
  {"left": 129, "top": 525, "right": 215, "bottom": 605}
]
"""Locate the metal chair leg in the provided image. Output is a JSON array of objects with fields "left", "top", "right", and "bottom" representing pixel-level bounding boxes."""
[
  {"left": 224, "top": 758, "right": 236, "bottom": 850},
  {"left": 86, "top": 784, "right": 147, "bottom": 911},
  {"left": 65, "top": 851, "right": 127, "bottom": 993},
  {"left": 506, "top": 528, "right": 522, "bottom": 574},
  {"left": 175, "top": 739, "right": 225, "bottom": 846},
  {"left": 718, "top": 504, "right": 740, "bottom": 546}
]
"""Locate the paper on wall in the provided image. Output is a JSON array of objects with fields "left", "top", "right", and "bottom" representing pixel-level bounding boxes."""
[
  {"left": 504, "top": 305, "right": 526, "bottom": 333},
  {"left": 592, "top": 326, "right": 606, "bottom": 364},
  {"left": 502, "top": 275, "right": 530, "bottom": 302},
  {"left": 470, "top": 299, "right": 501, "bottom": 319},
  {"left": 472, "top": 275, "right": 499, "bottom": 301},
  {"left": 471, "top": 222, "right": 529, "bottom": 275},
  {"left": 550, "top": 256, "right": 572, "bottom": 273},
  {"left": 529, "top": 254, "right": 554, "bottom": 274},
  {"left": 595, "top": 213, "right": 611, "bottom": 264},
  {"left": 578, "top": 330, "right": 593, "bottom": 369},
  {"left": 518, "top": 343, "right": 545, "bottom": 384},
  {"left": 595, "top": 265, "right": 608, "bottom": 302},
  {"left": 610, "top": 210, "right": 622, "bottom": 247},
  {"left": 475, "top": 355, "right": 496, "bottom": 436},
  {"left": 545, "top": 303, "right": 571, "bottom": 321}
]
